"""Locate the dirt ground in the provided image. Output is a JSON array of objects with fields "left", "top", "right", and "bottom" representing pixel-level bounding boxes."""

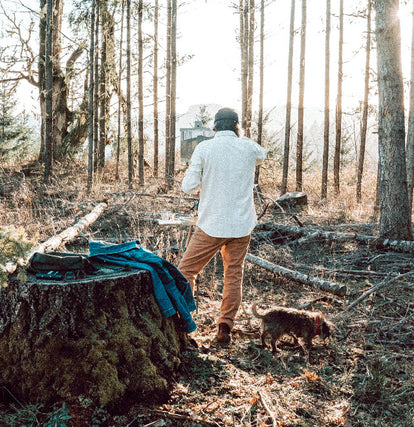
[{"left": 0, "top": 163, "right": 413, "bottom": 426}]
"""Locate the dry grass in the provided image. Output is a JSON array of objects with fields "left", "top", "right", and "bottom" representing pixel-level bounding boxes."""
[{"left": 0, "top": 159, "right": 413, "bottom": 426}]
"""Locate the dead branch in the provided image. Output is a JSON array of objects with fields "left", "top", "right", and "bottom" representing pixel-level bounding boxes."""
[
  {"left": 256, "top": 223, "right": 414, "bottom": 254},
  {"left": 245, "top": 253, "right": 347, "bottom": 297},
  {"left": 258, "top": 390, "right": 277, "bottom": 427},
  {"left": 345, "top": 271, "right": 414, "bottom": 311},
  {"left": 3, "top": 202, "right": 107, "bottom": 274}
]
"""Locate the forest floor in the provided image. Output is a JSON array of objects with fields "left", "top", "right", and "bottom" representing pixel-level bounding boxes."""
[{"left": 0, "top": 161, "right": 413, "bottom": 426}]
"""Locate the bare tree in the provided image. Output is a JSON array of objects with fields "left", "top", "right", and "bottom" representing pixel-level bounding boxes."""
[
  {"left": 87, "top": 0, "right": 97, "bottom": 192},
  {"left": 406, "top": 0, "right": 414, "bottom": 211},
  {"left": 321, "top": 0, "right": 331, "bottom": 200},
  {"left": 115, "top": 0, "right": 125, "bottom": 181},
  {"left": 356, "top": 0, "right": 372, "bottom": 203},
  {"left": 296, "top": 0, "right": 307, "bottom": 192},
  {"left": 169, "top": 0, "right": 177, "bottom": 180},
  {"left": 333, "top": 0, "right": 343, "bottom": 195},
  {"left": 281, "top": 0, "right": 296, "bottom": 195},
  {"left": 43, "top": 0, "right": 53, "bottom": 183},
  {"left": 138, "top": 0, "right": 145, "bottom": 186},
  {"left": 246, "top": 0, "right": 255, "bottom": 138},
  {"left": 153, "top": 0, "right": 159, "bottom": 177},
  {"left": 126, "top": 0, "right": 133, "bottom": 188},
  {"left": 165, "top": 0, "right": 172, "bottom": 180},
  {"left": 375, "top": 0, "right": 411, "bottom": 239},
  {"left": 255, "top": 0, "right": 264, "bottom": 184}
]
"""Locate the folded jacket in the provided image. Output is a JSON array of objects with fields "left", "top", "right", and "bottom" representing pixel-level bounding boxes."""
[{"left": 88, "top": 240, "right": 197, "bottom": 333}]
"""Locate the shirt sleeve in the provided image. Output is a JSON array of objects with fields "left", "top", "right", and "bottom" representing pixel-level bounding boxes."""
[
  {"left": 182, "top": 145, "right": 203, "bottom": 194},
  {"left": 255, "top": 143, "right": 267, "bottom": 166}
]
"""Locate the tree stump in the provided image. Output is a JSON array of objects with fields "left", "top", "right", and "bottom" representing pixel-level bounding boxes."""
[
  {"left": 0, "top": 270, "right": 190, "bottom": 408},
  {"left": 275, "top": 192, "right": 308, "bottom": 212}
]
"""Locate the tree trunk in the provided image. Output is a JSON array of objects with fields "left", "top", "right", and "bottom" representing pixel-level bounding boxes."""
[
  {"left": 375, "top": 0, "right": 411, "bottom": 240},
  {"left": 169, "top": 0, "right": 177, "bottom": 183},
  {"left": 93, "top": 8, "right": 100, "bottom": 172},
  {"left": 255, "top": 0, "right": 264, "bottom": 184},
  {"left": 406, "top": 0, "right": 414, "bottom": 211},
  {"left": 356, "top": 0, "right": 372, "bottom": 203},
  {"left": 126, "top": 0, "right": 133, "bottom": 188},
  {"left": 245, "top": 0, "right": 255, "bottom": 139},
  {"left": 87, "top": 0, "right": 97, "bottom": 192},
  {"left": 281, "top": 0, "right": 296, "bottom": 195},
  {"left": 115, "top": 0, "right": 125, "bottom": 181},
  {"left": 241, "top": 0, "right": 249, "bottom": 133},
  {"left": 165, "top": 0, "right": 172, "bottom": 180},
  {"left": 138, "top": 0, "right": 145, "bottom": 186},
  {"left": 153, "top": 0, "right": 159, "bottom": 177},
  {"left": 98, "top": 1, "right": 110, "bottom": 171},
  {"left": 43, "top": 0, "right": 53, "bottom": 183},
  {"left": 0, "top": 270, "right": 190, "bottom": 408},
  {"left": 333, "top": 0, "right": 343, "bottom": 195},
  {"left": 321, "top": 0, "right": 331, "bottom": 200},
  {"left": 296, "top": 0, "right": 307, "bottom": 192}
]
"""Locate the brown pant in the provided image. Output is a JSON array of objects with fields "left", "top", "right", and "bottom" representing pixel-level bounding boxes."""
[{"left": 178, "top": 227, "right": 251, "bottom": 329}]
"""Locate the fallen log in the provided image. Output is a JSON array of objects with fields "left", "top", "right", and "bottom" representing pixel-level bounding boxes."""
[
  {"left": 3, "top": 201, "right": 107, "bottom": 275},
  {"left": 245, "top": 253, "right": 347, "bottom": 297},
  {"left": 255, "top": 223, "right": 414, "bottom": 254}
]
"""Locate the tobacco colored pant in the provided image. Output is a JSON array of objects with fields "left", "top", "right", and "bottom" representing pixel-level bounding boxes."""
[{"left": 178, "top": 227, "right": 251, "bottom": 330}]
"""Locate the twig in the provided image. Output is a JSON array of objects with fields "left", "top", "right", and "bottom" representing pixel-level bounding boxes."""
[
  {"left": 346, "top": 271, "right": 414, "bottom": 311},
  {"left": 258, "top": 390, "right": 277, "bottom": 427}
]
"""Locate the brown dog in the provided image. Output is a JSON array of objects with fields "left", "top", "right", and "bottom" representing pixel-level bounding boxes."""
[{"left": 251, "top": 303, "right": 332, "bottom": 352}]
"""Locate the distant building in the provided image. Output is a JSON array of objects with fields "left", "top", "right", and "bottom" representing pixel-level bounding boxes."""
[{"left": 180, "top": 121, "right": 214, "bottom": 162}]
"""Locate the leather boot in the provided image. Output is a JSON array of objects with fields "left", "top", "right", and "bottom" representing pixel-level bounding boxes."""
[{"left": 216, "top": 323, "right": 231, "bottom": 344}]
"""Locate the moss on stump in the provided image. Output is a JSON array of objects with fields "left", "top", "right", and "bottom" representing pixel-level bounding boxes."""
[{"left": 0, "top": 270, "right": 189, "bottom": 408}]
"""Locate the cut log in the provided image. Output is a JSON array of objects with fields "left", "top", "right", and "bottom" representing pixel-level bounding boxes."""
[
  {"left": 3, "top": 202, "right": 107, "bottom": 275},
  {"left": 255, "top": 223, "right": 414, "bottom": 254},
  {"left": 245, "top": 253, "right": 347, "bottom": 297},
  {"left": 0, "top": 269, "right": 191, "bottom": 408}
]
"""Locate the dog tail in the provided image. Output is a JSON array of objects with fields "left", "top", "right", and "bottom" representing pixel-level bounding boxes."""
[{"left": 251, "top": 302, "right": 264, "bottom": 319}]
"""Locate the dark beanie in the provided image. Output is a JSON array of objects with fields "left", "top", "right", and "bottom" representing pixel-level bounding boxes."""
[{"left": 214, "top": 107, "right": 239, "bottom": 123}]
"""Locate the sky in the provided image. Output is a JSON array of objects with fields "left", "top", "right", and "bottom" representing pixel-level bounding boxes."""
[
  {"left": 176, "top": 0, "right": 413, "bottom": 115},
  {"left": 1, "top": 0, "right": 413, "bottom": 121}
]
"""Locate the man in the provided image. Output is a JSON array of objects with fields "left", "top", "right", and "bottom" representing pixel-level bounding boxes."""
[{"left": 178, "top": 107, "right": 267, "bottom": 344}]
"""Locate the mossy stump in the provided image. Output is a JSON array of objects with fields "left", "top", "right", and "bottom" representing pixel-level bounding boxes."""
[{"left": 0, "top": 270, "right": 189, "bottom": 408}]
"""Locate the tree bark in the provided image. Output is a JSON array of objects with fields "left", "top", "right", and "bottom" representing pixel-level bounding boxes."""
[
  {"left": 255, "top": 0, "right": 264, "bottom": 185},
  {"left": 321, "top": 0, "right": 331, "bottom": 200},
  {"left": 356, "top": 0, "right": 372, "bottom": 203},
  {"left": 333, "top": 0, "right": 343, "bottom": 195},
  {"left": 281, "top": 0, "right": 296, "bottom": 195},
  {"left": 0, "top": 270, "right": 190, "bottom": 407},
  {"left": 296, "top": 0, "right": 307, "bottom": 192},
  {"left": 406, "top": 0, "right": 414, "bottom": 211},
  {"left": 87, "top": 0, "right": 97, "bottom": 192},
  {"left": 375, "top": 0, "right": 411, "bottom": 240},
  {"left": 138, "top": 0, "right": 145, "bottom": 186},
  {"left": 126, "top": 0, "right": 133, "bottom": 188},
  {"left": 169, "top": 0, "right": 177, "bottom": 183},
  {"left": 246, "top": 253, "right": 347, "bottom": 296},
  {"left": 115, "top": 0, "right": 125, "bottom": 181},
  {"left": 165, "top": 0, "right": 172, "bottom": 180},
  {"left": 246, "top": 0, "right": 255, "bottom": 139},
  {"left": 153, "top": 0, "right": 160, "bottom": 177}
]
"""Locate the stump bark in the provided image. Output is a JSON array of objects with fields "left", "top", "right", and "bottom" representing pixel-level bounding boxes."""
[{"left": 0, "top": 270, "right": 190, "bottom": 408}]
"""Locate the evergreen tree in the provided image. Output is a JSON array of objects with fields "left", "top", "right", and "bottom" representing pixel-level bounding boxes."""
[{"left": 0, "top": 82, "right": 34, "bottom": 162}]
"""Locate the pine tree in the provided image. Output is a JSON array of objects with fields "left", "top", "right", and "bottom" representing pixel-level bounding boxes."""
[{"left": 0, "top": 82, "right": 34, "bottom": 162}]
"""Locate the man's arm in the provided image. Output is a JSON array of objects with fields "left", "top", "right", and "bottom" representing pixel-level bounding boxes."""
[{"left": 182, "top": 146, "right": 203, "bottom": 194}]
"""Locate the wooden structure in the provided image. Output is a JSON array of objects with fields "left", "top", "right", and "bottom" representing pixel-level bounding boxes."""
[{"left": 180, "top": 121, "right": 214, "bottom": 162}]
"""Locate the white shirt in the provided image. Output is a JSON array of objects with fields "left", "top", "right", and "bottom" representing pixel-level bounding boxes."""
[{"left": 182, "top": 130, "right": 267, "bottom": 238}]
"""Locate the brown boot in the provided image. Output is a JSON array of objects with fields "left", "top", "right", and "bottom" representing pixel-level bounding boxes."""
[{"left": 216, "top": 323, "right": 231, "bottom": 344}]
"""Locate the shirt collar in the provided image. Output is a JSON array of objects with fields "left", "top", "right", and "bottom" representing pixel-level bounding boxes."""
[{"left": 215, "top": 130, "right": 237, "bottom": 138}]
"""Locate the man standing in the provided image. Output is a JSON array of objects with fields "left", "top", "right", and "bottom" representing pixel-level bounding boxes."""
[{"left": 178, "top": 107, "right": 267, "bottom": 344}]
